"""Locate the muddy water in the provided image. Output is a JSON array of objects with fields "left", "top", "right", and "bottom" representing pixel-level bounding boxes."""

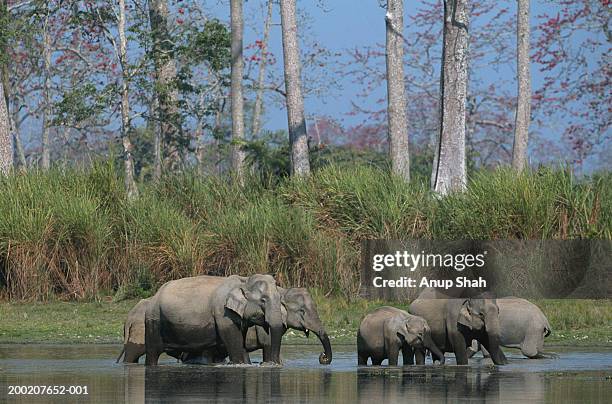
[{"left": 0, "top": 345, "right": 611, "bottom": 403}]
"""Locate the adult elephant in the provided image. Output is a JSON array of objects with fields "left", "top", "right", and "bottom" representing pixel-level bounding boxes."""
[
  {"left": 468, "top": 297, "right": 552, "bottom": 359},
  {"left": 144, "top": 274, "right": 284, "bottom": 365},
  {"left": 409, "top": 288, "right": 508, "bottom": 365},
  {"left": 356, "top": 306, "right": 445, "bottom": 366},
  {"left": 182, "top": 287, "right": 333, "bottom": 365}
]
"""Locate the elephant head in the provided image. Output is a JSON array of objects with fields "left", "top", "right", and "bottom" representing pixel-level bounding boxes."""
[
  {"left": 225, "top": 274, "right": 284, "bottom": 363},
  {"left": 281, "top": 288, "right": 332, "bottom": 365},
  {"left": 392, "top": 315, "right": 427, "bottom": 347},
  {"left": 457, "top": 295, "right": 507, "bottom": 365}
]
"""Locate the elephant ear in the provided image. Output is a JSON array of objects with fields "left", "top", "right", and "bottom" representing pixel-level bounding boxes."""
[
  {"left": 458, "top": 299, "right": 473, "bottom": 330},
  {"left": 225, "top": 286, "right": 248, "bottom": 318},
  {"left": 280, "top": 303, "right": 288, "bottom": 328},
  {"left": 397, "top": 322, "right": 411, "bottom": 340}
]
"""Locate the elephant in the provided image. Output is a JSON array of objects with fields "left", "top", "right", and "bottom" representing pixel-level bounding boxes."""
[
  {"left": 181, "top": 287, "right": 333, "bottom": 365},
  {"left": 409, "top": 288, "right": 508, "bottom": 365},
  {"left": 144, "top": 274, "right": 285, "bottom": 365},
  {"left": 467, "top": 297, "right": 553, "bottom": 359},
  {"left": 356, "top": 306, "right": 445, "bottom": 366},
  {"left": 116, "top": 297, "right": 151, "bottom": 363}
]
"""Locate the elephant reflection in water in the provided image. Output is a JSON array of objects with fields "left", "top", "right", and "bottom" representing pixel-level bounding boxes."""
[
  {"left": 142, "top": 367, "right": 278, "bottom": 402},
  {"left": 142, "top": 367, "right": 335, "bottom": 402},
  {"left": 355, "top": 368, "right": 545, "bottom": 403}
]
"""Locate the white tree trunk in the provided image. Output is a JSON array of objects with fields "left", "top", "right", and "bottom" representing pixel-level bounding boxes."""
[
  {"left": 251, "top": 0, "right": 273, "bottom": 139},
  {"left": 0, "top": 80, "right": 11, "bottom": 175},
  {"left": 118, "top": 0, "right": 138, "bottom": 199},
  {"left": 41, "top": 12, "right": 52, "bottom": 170},
  {"left": 280, "top": 0, "right": 310, "bottom": 177},
  {"left": 512, "top": 0, "right": 531, "bottom": 171},
  {"left": 385, "top": 0, "right": 410, "bottom": 181},
  {"left": 431, "top": 0, "right": 469, "bottom": 195},
  {"left": 148, "top": 0, "right": 181, "bottom": 171},
  {"left": 230, "top": 0, "right": 246, "bottom": 182}
]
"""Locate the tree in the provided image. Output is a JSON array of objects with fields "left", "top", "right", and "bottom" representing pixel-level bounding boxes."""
[
  {"left": 384, "top": 0, "right": 410, "bottom": 181},
  {"left": 279, "top": 0, "right": 310, "bottom": 177},
  {"left": 0, "top": 80, "right": 10, "bottom": 174},
  {"left": 0, "top": 0, "right": 13, "bottom": 173},
  {"left": 512, "top": 0, "right": 531, "bottom": 171},
  {"left": 118, "top": 0, "right": 138, "bottom": 198},
  {"left": 251, "top": 0, "right": 273, "bottom": 139},
  {"left": 40, "top": 3, "right": 52, "bottom": 170},
  {"left": 149, "top": 0, "right": 182, "bottom": 174},
  {"left": 431, "top": 0, "right": 469, "bottom": 195},
  {"left": 230, "top": 0, "right": 246, "bottom": 182}
]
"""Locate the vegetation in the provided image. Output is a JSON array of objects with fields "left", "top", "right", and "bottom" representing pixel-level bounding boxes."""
[
  {"left": 0, "top": 163, "right": 609, "bottom": 301},
  {"left": 1, "top": 297, "right": 609, "bottom": 346}
]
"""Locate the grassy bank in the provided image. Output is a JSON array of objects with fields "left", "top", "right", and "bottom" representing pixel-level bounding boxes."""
[
  {"left": 1, "top": 298, "right": 610, "bottom": 346},
  {"left": 0, "top": 164, "right": 610, "bottom": 300}
]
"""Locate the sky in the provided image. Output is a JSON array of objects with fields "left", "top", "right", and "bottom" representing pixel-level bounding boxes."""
[{"left": 206, "top": 0, "right": 560, "bottom": 132}]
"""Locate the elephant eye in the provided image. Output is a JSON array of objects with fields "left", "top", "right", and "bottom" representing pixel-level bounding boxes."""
[{"left": 260, "top": 297, "right": 267, "bottom": 304}]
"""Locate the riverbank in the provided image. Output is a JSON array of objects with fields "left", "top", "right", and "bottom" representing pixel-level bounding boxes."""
[{"left": 1, "top": 297, "right": 610, "bottom": 346}]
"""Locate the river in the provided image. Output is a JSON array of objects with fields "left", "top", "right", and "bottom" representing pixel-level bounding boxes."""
[{"left": 1, "top": 345, "right": 610, "bottom": 402}]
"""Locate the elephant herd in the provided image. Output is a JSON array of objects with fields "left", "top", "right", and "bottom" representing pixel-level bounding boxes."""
[
  {"left": 116, "top": 274, "right": 331, "bottom": 366},
  {"left": 116, "top": 274, "right": 552, "bottom": 367}
]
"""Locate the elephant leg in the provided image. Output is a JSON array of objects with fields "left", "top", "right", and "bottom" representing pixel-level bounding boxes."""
[
  {"left": 219, "top": 323, "right": 249, "bottom": 364},
  {"left": 357, "top": 346, "right": 369, "bottom": 366},
  {"left": 144, "top": 318, "right": 163, "bottom": 366},
  {"left": 124, "top": 343, "right": 145, "bottom": 363},
  {"left": 414, "top": 348, "right": 426, "bottom": 365},
  {"left": 520, "top": 330, "right": 545, "bottom": 358},
  {"left": 402, "top": 345, "right": 415, "bottom": 365},
  {"left": 387, "top": 342, "right": 400, "bottom": 366},
  {"left": 450, "top": 332, "right": 469, "bottom": 365}
]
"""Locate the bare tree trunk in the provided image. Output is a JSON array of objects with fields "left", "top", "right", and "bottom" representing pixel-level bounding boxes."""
[
  {"left": 230, "top": 0, "right": 246, "bottom": 183},
  {"left": 0, "top": 80, "right": 11, "bottom": 175},
  {"left": 41, "top": 10, "right": 52, "bottom": 170},
  {"left": 385, "top": 0, "right": 410, "bottom": 182},
  {"left": 118, "top": 0, "right": 138, "bottom": 199},
  {"left": 148, "top": 95, "right": 162, "bottom": 182},
  {"left": 431, "top": 0, "right": 469, "bottom": 195},
  {"left": 280, "top": 0, "right": 310, "bottom": 177},
  {"left": 512, "top": 0, "right": 531, "bottom": 171},
  {"left": 1, "top": 0, "right": 15, "bottom": 172},
  {"left": 251, "top": 0, "right": 273, "bottom": 139},
  {"left": 148, "top": 0, "right": 182, "bottom": 171}
]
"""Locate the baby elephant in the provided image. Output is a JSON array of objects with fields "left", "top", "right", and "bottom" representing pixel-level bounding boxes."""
[
  {"left": 357, "top": 306, "right": 444, "bottom": 366},
  {"left": 468, "top": 297, "right": 553, "bottom": 359}
]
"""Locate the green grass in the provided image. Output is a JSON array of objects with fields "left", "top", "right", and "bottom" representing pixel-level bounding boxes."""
[
  {"left": 0, "top": 164, "right": 610, "bottom": 300},
  {"left": 1, "top": 298, "right": 609, "bottom": 346}
]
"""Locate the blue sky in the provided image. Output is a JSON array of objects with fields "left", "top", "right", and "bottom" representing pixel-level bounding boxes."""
[{"left": 208, "top": 0, "right": 554, "bottom": 132}]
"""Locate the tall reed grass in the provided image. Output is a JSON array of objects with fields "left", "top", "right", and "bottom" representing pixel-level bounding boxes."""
[{"left": 0, "top": 164, "right": 609, "bottom": 300}]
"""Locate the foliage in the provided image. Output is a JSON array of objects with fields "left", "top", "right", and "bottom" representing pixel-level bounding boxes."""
[{"left": 0, "top": 164, "right": 609, "bottom": 301}]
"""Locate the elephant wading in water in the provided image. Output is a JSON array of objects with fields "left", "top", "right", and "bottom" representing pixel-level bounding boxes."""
[
  {"left": 409, "top": 288, "right": 508, "bottom": 365},
  {"left": 144, "top": 274, "right": 285, "bottom": 365},
  {"left": 357, "top": 306, "right": 445, "bottom": 366},
  {"left": 182, "top": 287, "right": 333, "bottom": 365},
  {"left": 116, "top": 297, "right": 150, "bottom": 363},
  {"left": 468, "top": 297, "right": 553, "bottom": 359}
]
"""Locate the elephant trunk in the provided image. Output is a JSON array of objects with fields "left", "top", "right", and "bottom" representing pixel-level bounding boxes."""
[
  {"left": 265, "top": 297, "right": 284, "bottom": 364},
  {"left": 314, "top": 329, "right": 332, "bottom": 365},
  {"left": 423, "top": 333, "right": 444, "bottom": 364}
]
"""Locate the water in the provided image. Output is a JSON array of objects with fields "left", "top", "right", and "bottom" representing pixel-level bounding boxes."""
[{"left": 1, "top": 344, "right": 611, "bottom": 403}]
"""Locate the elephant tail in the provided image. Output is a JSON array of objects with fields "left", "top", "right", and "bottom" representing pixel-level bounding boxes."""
[
  {"left": 544, "top": 318, "right": 552, "bottom": 338},
  {"left": 115, "top": 347, "right": 125, "bottom": 363}
]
